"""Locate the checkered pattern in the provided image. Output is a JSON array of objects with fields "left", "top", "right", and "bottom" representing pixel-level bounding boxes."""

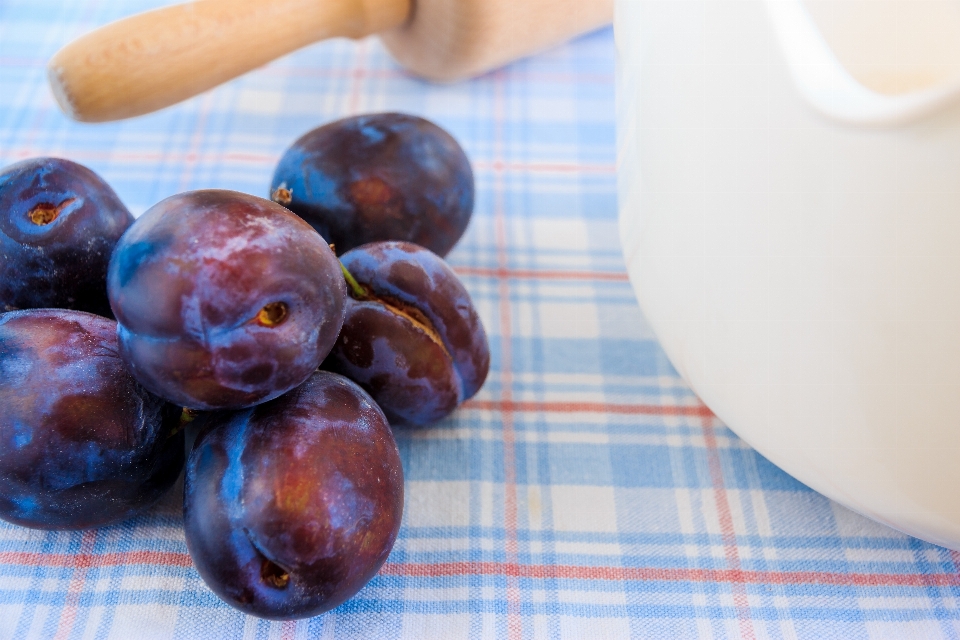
[{"left": 3, "top": 1, "right": 960, "bottom": 638}]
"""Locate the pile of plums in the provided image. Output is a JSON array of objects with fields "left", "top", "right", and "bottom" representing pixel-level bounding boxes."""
[{"left": 0, "top": 113, "right": 489, "bottom": 619}]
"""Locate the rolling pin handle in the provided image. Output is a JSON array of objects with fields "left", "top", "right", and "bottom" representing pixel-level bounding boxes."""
[{"left": 47, "top": 0, "right": 410, "bottom": 122}]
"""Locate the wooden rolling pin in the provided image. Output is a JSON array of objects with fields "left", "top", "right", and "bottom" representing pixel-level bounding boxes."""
[{"left": 47, "top": 0, "right": 612, "bottom": 122}]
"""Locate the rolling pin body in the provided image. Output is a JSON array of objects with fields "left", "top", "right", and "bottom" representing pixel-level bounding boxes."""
[
  {"left": 47, "top": 0, "right": 613, "bottom": 122},
  {"left": 382, "top": 0, "right": 613, "bottom": 81}
]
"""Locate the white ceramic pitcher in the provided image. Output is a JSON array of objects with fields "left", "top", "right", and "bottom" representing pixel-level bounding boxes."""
[{"left": 616, "top": 0, "right": 960, "bottom": 548}]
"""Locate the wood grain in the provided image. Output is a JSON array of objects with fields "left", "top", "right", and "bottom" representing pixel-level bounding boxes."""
[
  {"left": 48, "top": 0, "right": 613, "bottom": 122},
  {"left": 382, "top": 0, "right": 613, "bottom": 81},
  {"left": 48, "top": 0, "right": 409, "bottom": 122}
]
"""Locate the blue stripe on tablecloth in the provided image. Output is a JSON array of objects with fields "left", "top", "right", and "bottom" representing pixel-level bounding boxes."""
[{"left": 3, "top": 1, "right": 960, "bottom": 638}]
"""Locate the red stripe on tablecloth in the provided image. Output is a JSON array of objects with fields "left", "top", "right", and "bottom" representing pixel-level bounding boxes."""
[
  {"left": 53, "top": 530, "right": 96, "bottom": 640},
  {"left": 473, "top": 160, "right": 617, "bottom": 174},
  {"left": 0, "top": 551, "right": 193, "bottom": 568},
  {"left": 1, "top": 552, "right": 957, "bottom": 588},
  {"left": 255, "top": 67, "right": 616, "bottom": 85},
  {"left": 175, "top": 89, "right": 215, "bottom": 193},
  {"left": 2, "top": 150, "right": 278, "bottom": 165},
  {"left": 379, "top": 562, "right": 960, "bottom": 587},
  {"left": 347, "top": 39, "right": 369, "bottom": 116},
  {"left": 0, "top": 149, "right": 616, "bottom": 176},
  {"left": 464, "top": 399, "right": 714, "bottom": 417},
  {"left": 702, "top": 416, "right": 756, "bottom": 639},
  {"left": 491, "top": 68, "right": 524, "bottom": 640},
  {"left": 453, "top": 267, "right": 629, "bottom": 282}
]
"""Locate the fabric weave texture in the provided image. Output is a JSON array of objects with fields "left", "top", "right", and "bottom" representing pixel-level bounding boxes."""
[{"left": 1, "top": 1, "right": 960, "bottom": 638}]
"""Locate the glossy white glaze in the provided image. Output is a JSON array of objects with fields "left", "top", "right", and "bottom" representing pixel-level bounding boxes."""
[{"left": 616, "top": 0, "right": 960, "bottom": 548}]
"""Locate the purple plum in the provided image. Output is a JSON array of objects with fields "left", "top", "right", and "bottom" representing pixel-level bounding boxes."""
[
  {"left": 324, "top": 241, "right": 489, "bottom": 426},
  {"left": 183, "top": 371, "right": 404, "bottom": 619},
  {"left": 0, "top": 157, "right": 134, "bottom": 317},
  {"left": 0, "top": 309, "right": 184, "bottom": 530},
  {"left": 107, "top": 189, "right": 346, "bottom": 410},
  {"left": 269, "top": 113, "right": 473, "bottom": 256}
]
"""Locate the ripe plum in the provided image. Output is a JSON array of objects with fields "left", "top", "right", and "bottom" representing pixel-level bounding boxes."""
[
  {"left": 183, "top": 371, "right": 403, "bottom": 619},
  {"left": 107, "top": 190, "right": 346, "bottom": 410},
  {"left": 270, "top": 113, "right": 473, "bottom": 256},
  {"left": 0, "top": 157, "right": 134, "bottom": 316},
  {"left": 0, "top": 309, "right": 184, "bottom": 529},
  {"left": 324, "top": 241, "right": 489, "bottom": 426}
]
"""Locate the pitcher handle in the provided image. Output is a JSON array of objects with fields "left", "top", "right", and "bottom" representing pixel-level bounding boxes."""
[{"left": 765, "top": 0, "right": 960, "bottom": 127}]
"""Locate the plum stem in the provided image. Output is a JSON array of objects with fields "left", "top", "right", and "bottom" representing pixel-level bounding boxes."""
[
  {"left": 270, "top": 184, "right": 293, "bottom": 206},
  {"left": 340, "top": 262, "right": 367, "bottom": 299},
  {"left": 166, "top": 408, "right": 197, "bottom": 439}
]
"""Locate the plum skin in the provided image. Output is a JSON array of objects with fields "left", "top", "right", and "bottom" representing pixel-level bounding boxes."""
[
  {"left": 183, "top": 371, "right": 404, "bottom": 620},
  {"left": 107, "top": 189, "right": 347, "bottom": 410},
  {"left": 0, "top": 157, "right": 134, "bottom": 317},
  {"left": 0, "top": 309, "right": 184, "bottom": 530},
  {"left": 324, "top": 241, "right": 490, "bottom": 426},
  {"left": 270, "top": 112, "right": 474, "bottom": 257}
]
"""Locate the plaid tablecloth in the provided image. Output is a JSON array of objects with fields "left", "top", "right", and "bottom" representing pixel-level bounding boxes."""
[{"left": 3, "top": 1, "right": 960, "bottom": 638}]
